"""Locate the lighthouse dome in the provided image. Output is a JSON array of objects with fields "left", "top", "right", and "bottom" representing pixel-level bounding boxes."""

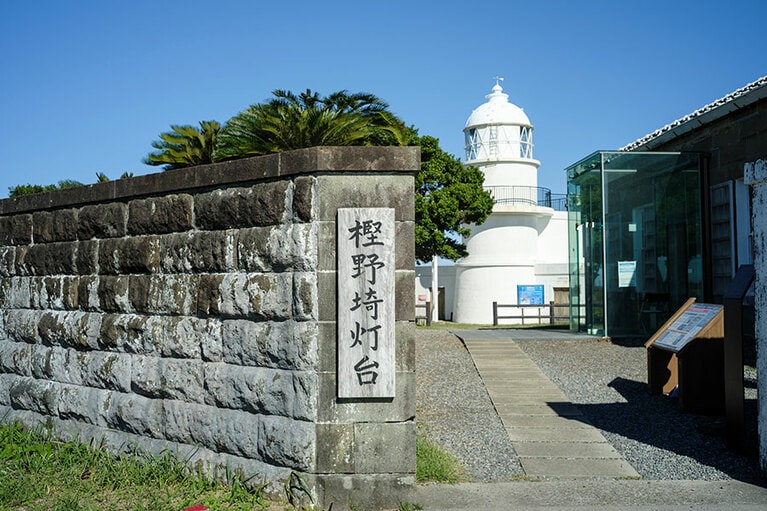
[{"left": 465, "top": 83, "right": 531, "bottom": 129}]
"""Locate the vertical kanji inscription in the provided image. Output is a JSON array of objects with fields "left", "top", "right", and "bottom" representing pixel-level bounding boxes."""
[{"left": 337, "top": 208, "right": 395, "bottom": 398}]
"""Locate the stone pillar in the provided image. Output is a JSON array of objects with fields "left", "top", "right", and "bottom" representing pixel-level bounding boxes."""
[{"left": 744, "top": 158, "right": 767, "bottom": 475}]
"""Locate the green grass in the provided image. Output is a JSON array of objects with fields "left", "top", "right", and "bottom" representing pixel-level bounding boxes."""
[
  {"left": 0, "top": 421, "right": 270, "bottom": 511},
  {"left": 415, "top": 434, "right": 467, "bottom": 484}
]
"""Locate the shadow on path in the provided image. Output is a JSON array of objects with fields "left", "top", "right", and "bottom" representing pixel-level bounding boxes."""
[{"left": 564, "top": 376, "right": 762, "bottom": 483}]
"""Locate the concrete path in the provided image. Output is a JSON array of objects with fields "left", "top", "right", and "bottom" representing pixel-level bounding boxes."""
[{"left": 454, "top": 329, "right": 640, "bottom": 480}]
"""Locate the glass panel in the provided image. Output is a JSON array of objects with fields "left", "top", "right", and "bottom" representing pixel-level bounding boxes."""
[
  {"left": 567, "top": 152, "right": 604, "bottom": 335},
  {"left": 567, "top": 151, "right": 702, "bottom": 339}
]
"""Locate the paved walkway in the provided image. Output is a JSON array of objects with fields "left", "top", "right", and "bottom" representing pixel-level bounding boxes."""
[{"left": 454, "top": 329, "right": 640, "bottom": 480}]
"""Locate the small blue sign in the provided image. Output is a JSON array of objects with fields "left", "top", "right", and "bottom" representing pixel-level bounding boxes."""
[{"left": 518, "top": 285, "right": 544, "bottom": 305}]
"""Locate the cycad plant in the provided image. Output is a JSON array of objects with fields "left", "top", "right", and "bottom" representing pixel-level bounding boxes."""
[
  {"left": 213, "top": 89, "right": 410, "bottom": 161},
  {"left": 144, "top": 120, "right": 221, "bottom": 170}
]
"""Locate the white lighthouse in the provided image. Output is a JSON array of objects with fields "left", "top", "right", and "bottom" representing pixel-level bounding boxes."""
[{"left": 451, "top": 79, "right": 569, "bottom": 324}]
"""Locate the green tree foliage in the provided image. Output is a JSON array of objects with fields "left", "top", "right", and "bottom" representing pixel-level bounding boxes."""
[
  {"left": 214, "top": 89, "right": 409, "bottom": 160},
  {"left": 144, "top": 120, "right": 221, "bottom": 170},
  {"left": 8, "top": 180, "right": 84, "bottom": 197},
  {"left": 414, "top": 134, "right": 494, "bottom": 263}
]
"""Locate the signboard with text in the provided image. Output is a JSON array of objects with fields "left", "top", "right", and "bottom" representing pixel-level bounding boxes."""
[
  {"left": 337, "top": 208, "right": 395, "bottom": 399},
  {"left": 517, "top": 285, "right": 544, "bottom": 305},
  {"left": 651, "top": 302, "right": 723, "bottom": 352}
]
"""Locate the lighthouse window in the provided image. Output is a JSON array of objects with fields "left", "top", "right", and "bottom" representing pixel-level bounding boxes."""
[{"left": 520, "top": 126, "right": 533, "bottom": 158}]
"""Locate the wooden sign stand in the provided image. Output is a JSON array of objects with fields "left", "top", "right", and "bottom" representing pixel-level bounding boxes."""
[{"left": 645, "top": 297, "right": 725, "bottom": 415}]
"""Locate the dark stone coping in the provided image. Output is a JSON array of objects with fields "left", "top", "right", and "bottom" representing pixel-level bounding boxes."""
[{"left": 0, "top": 146, "right": 420, "bottom": 215}]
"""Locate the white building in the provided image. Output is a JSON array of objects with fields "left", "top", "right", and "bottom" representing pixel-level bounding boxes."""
[{"left": 416, "top": 80, "right": 569, "bottom": 324}]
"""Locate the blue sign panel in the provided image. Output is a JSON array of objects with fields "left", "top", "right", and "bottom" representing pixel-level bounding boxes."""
[{"left": 517, "top": 285, "right": 544, "bottom": 305}]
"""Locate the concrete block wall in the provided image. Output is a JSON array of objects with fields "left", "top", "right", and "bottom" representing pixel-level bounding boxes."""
[{"left": 0, "top": 146, "right": 418, "bottom": 510}]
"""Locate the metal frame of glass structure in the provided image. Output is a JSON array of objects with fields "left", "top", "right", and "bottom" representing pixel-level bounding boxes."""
[{"left": 566, "top": 151, "right": 703, "bottom": 339}]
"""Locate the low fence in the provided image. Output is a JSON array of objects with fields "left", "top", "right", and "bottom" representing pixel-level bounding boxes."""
[{"left": 492, "top": 301, "right": 571, "bottom": 326}]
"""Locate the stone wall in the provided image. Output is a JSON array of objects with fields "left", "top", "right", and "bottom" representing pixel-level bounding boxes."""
[{"left": 0, "top": 146, "right": 418, "bottom": 510}]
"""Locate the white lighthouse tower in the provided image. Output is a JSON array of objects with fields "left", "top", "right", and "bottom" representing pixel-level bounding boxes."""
[{"left": 452, "top": 79, "right": 567, "bottom": 324}]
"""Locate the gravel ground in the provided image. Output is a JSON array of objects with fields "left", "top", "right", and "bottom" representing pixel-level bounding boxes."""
[
  {"left": 416, "top": 327, "right": 762, "bottom": 483},
  {"left": 416, "top": 329, "right": 523, "bottom": 482}
]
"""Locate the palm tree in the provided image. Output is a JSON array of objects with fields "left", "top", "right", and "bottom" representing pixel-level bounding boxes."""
[
  {"left": 213, "top": 89, "right": 410, "bottom": 161},
  {"left": 144, "top": 120, "right": 221, "bottom": 170}
]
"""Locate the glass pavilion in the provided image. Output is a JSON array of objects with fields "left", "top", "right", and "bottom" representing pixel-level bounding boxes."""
[{"left": 566, "top": 151, "right": 703, "bottom": 339}]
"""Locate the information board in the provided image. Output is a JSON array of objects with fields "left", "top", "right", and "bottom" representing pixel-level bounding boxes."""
[
  {"left": 517, "top": 285, "right": 544, "bottom": 305},
  {"left": 337, "top": 208, "right": 395, "bottom": 399},
  {"left": 651, "top": 302, "right": 723, "bottom": 352}
]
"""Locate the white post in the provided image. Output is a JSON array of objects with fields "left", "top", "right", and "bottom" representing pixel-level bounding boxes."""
[
  {"left": 431, "top": 255, "right": 439, "bottom": 323},
  {"left": 744, "top": 159, "right": 767, "bottom": 476}
]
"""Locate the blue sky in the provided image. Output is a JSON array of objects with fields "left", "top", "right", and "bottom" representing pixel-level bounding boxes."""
[{"left": 1, "top": 0, "right": 765, "bottom": 198}]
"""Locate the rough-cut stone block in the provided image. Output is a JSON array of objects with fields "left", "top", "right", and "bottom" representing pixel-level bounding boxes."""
[
  {"left": 163, "top": 400, "right": 217, "bottom": 451},
  {"left": 354, "top": 422, "right": 415, "bottom": 474},
  {"left": 160, "top": 230, "right": 236, "bottom": 273},
  {"left": 258, "top": 416, "right": 315, "bottom": 470},
  {"left": 0, "top": 215, "right": 33, "bottom": 245},
  {"left": 29, "top": 277, "right": 48, "bottom": 309},
  {"left": 4, "top": 309, "right": 39, "bottom": 343},
  {"left": 30, "top": 344, "right": 69, "bottom": 381},
  {"left": 98, "top": 314, "right": 154, "bottom": 354},
  {"left": 131, "top": 356, "right": 204, "bottom": 403},
  {"left": 57, "top": 384, "right": 111, "bottom": 426},
  {"left": 9, "top": 377, "right": 60, "bottom": 415},
  {"left": 127, "top": 194, "right": 193, "bottom": 235},
  {"left": 316, "top": 174, "right": 415, "bottom": 222},
  {"left": 76, "top": 240, "right": 98, "bottom": 275},
  {"left": 194, "top": 183, "right": 289, "bottom": 230},
  {"left": 315, "top": 423, "right": 354, "bottom": 473},
  {"left": 292, "top": 371, "right": 319, "bottom": 421},
  {"left": 77, "top": 276, "right": 99, "bottom": 311},
  {"left": 165, "top": 403, "right": 260, "bottom": 459},
  {"left": 292, "top": 176, "right": 315, "bottom": 222},
  {"left": 0, "top": 340, "right": 31, "bottom": 376},
  {"left": 237, "top": 224, "right": 316, "bottom": 273},
  {"left": 106, "top": 392, "right": 164, "bottom": 438},
  {"left": 293, "top": 272, "right": 317, "bottom": 321},
  {"left": 7, "top": 277, "right": 31, "bottom": 309},
  {"left": 0, "top": 374, "right": 19, "bottom": 405},
  {"left": 144, "top": 275, "right": 199, "bottom": 315},
  {"left": 97, "top": 276, "right": 131, "bottom": 312},
  {"left": 78, "top": 203, "right": 127, "bottom": 239},
  {"left": 13, "top": 245, "right": 30, "bottom": 276},
  {"left": 140, "top": 316, "right": 219, "bottom": 360},
  {"left": 203, "top": 363, "right": 295, "bottom": 417},
  {"left": 33, "top": 210, "right": 78, "bottom": 243},
  {"left": 38, "top": 311, "right": 102, "bottom": 351},
  {"left": 38, "top": 276, "right": 76, "bottom": 310},
  {"left": 218, "top": 273, "right": 292, "bottom": 320},
  {"left": 196, "top": 274, "right": 224, "bottom": 316},
  {"left": 213, "top": 408, "right": 261, "bottom": 458},
  {"left": 0, "top": 246, "right": 16, "bottom": 276},
  {"left": 81, "top": 351, "right": 131, "bottom": 392},
  {"left": 26, "top": 244, "right": 47, "bottom": 275},
  {"left": 46, "top": 242, "right": 78, "bottom": 275},
  {"left": 99, "top": 237, "right": 160, "bottom": 275},
  {"left": 222, "top": 320, "right": 318, "bottom": 371}
]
